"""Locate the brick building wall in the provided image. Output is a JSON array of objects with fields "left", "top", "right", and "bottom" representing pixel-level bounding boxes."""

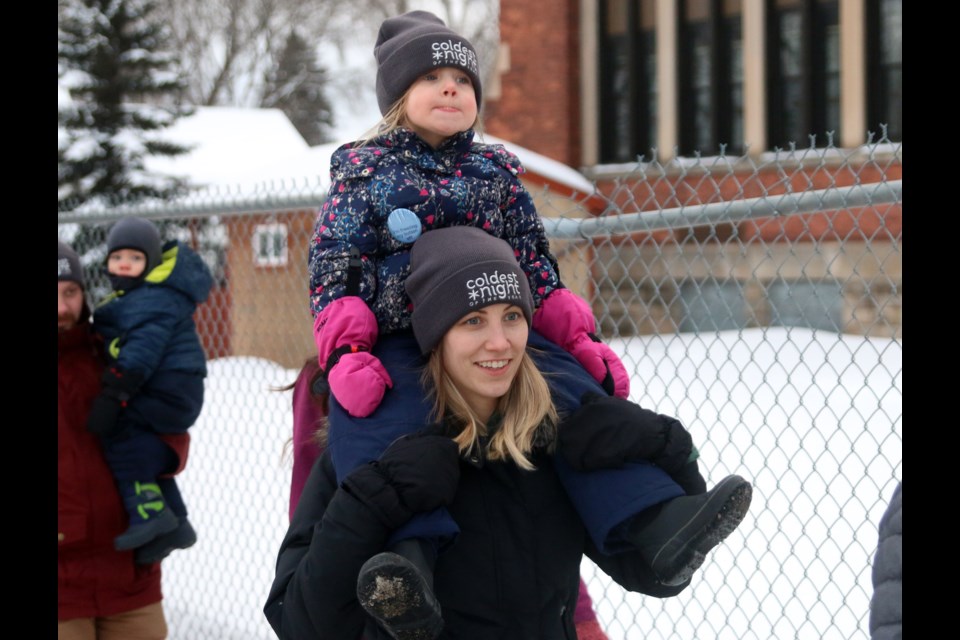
[
  {"left": 466, "top": 4, "right": 901, "bottom": 340},
  {"left": 484, "top": 0, "right": 581, "bottom": 167}
]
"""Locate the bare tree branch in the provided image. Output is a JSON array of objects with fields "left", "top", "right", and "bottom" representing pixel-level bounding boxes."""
[
  {"left": 162, "top": 0, "right": 340, "bottom": 107},
  {"left": 158, "top": 0, "right": 498, "bottom": 137}
]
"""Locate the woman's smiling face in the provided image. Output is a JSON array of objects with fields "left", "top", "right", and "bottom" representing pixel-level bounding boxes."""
[{"left": 439, "top": 303, "right": 528, "bottom": 421}]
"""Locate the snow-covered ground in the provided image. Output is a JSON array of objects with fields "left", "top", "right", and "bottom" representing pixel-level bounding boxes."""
[{"left": 161, "top": 327, "right": 902, "bottom": 640}]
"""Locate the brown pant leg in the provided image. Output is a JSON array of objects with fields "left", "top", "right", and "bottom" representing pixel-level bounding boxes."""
[
  {"left": 58, "top": 617, "right": 96, "bottom": 640},
  {"left": 98, "top": 602, "right": 168, "bottom": 640}
]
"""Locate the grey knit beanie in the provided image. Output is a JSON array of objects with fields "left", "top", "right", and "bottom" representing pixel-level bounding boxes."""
[
  {"left": 405, "top": 226, "right": 533, "bottom": 354},
  {"left": 106, "top": 217, "right": 163, "bottom": 274},
  {"left": 374, "top": 10, "right": 482, "bottom": 116},
  {"left": 58, "top": 240, "right": 84, "bottom": 288}
]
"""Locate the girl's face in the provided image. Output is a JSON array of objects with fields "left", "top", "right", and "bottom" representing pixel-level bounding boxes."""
[
  {"left": 404, "top": 66, "right": 478, "bottom": 148},
  {"left": 107, "top": 249, "right": 147, "bottom": 278},
  {"left": 440, "top": 303, "right": 528, "bottom": 422}
]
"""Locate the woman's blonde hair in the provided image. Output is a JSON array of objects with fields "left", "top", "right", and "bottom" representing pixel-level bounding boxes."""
[
  {"left": 354, "top": 85, "right": 484, "bottom": 147},
  {"left": 425, "top": 345, "right": 557, "bottom": 470}
]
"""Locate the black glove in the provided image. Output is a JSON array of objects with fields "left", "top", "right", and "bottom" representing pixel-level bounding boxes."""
[
  {"left": 86, "top": 367, "right": 144, "bottom": 438},
  {"left": 558, "top": 392, "right": 694, "bottom": 474},
  {"left": 341, "top": 431, "right": 461, "bottom": 530}
]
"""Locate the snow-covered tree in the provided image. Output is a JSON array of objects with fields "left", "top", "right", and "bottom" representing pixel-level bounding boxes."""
[
  {"left": 58, "top": 0, "right": 192, "bottom": 211},
  {"left": 262, "top": 29, "right": 335, "bottom": 145}
]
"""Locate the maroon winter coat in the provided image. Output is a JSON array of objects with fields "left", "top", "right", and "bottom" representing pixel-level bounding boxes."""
[{"left": 57, "top": 317, "right": 189, "bottom": 620}]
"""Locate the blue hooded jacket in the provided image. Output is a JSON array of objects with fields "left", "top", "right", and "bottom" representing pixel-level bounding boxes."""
[{"left": 94, "top": 239, "right": 213, "bottom": 380}]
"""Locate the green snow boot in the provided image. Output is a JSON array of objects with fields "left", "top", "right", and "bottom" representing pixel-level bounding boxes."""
[
  {"left": 135, "top": 517, "right": 198, "bottom": 564},
  {"left": 114, "top": 480, "right": 179, "bottom": 551}
]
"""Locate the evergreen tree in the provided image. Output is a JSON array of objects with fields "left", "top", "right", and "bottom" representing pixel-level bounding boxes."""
[
  {"left": 58, "top": 0, "right": 192, "bottom": 211},
  {"left": 262, "top": 29, "right": 335, "bottom": 146}
]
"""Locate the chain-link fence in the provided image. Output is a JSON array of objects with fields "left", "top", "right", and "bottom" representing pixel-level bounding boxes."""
[{"left": 58, "top": 139, "right": 902, "bottom": 640}]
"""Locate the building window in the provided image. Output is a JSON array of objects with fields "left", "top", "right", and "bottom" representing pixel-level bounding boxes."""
[
  {"left": 866, "top": 0, "right": 902, "bottom": 141},
  {"left": 677, "top": 279, "right": 750, "bottom": 332},
  {"left": 765, "top": 279, "right": 842, "bottom": 331},
  {"left": 766, "top": 0, "right": 840, "bottom": 149},
  {"left": 253, "top": 223, "right": 288, "bottom": 267},
  {"left": 678, "top": 0, "right": 744, "bottom": 156},
  {"left": 598, "top": 0, "right": 657, "bottom": 163},
  {"left": 676, "top": 278, "right": 842, "bottom": 332}
]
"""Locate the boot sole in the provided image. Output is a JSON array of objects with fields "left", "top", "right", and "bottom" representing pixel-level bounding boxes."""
[
  {"left": 651, "top": 475, "right": 753, "bottom": 586},
  {"left": 357, "top": 552, "right": 444, "bottom": 640},
  {"left": 135, "top": 519, "right": 198, "bottom": 564},
  {"left": 114, "top": 509, "right": 180, "bottom": 551}
]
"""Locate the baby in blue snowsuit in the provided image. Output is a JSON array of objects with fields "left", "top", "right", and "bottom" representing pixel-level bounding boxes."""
[{"left": 88, "top": 216, "right": 211, "bottom": 563}]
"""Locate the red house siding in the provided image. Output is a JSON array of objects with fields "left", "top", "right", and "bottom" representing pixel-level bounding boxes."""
[{"left": 195, "top": 284, "right": 232, "bottom": 360}]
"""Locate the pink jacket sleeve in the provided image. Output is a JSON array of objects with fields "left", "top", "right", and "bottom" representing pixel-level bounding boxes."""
[
  {"left": 289, "top": 360, "right": 326, "bottom": 520},
  {"left": 575, "top": 577, "right": 609, "bottom": 639}
]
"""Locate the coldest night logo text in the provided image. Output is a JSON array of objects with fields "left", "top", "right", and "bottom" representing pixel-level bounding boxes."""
[
  {"left": 431, "top": 40, "right": 479, "bottom": 75},
  {"left": 466, "top": 271, "right": 521, "bottom": 307}
]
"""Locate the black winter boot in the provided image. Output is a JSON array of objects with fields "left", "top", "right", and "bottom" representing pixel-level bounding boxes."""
[
  {"left": 357, "top": 539, "right": 444, "bottom": 640},
  {"left": 626, "top": 474, "right": 752, "bottom": 587},
  {"left": 134, "top": 478, "right": 196, "bottom": 564},
  {"left": 114, "top": 480, "right": 179, "bottom": 551},
  {"left": 135, "top": 517, "right": 197, "bottom": 564}
]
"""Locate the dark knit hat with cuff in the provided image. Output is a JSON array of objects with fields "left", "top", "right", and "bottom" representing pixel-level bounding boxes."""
[
  {"left": 374, "top": 10, "right": 482, "bottom": 115},
  {"left": 106, "top": 216, "right": 163, "bottom": 275},
  {"left": 58, "top": 240, "right": 84, "bottom": 289},
  {"left": 405, "top": 226, "right": 533, "bottom": 354}
]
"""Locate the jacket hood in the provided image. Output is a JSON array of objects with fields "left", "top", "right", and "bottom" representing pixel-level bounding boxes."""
[{"left": 144, "top": 240, "right": 214, "bottom": 305}]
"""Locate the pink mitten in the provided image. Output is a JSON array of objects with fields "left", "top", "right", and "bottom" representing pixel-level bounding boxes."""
[
  {"left": 326, "top": 351, "right": 392, "bottom": 417},
  {"left": 531, "top": 288, "right": 630, "bottom": 398},
  {"left": 313, "top": 297, "right": 393, "bottom": 417}
]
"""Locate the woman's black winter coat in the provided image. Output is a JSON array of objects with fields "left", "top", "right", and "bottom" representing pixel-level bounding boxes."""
[{"left": 264, "top": 442, "right": 688, "bottom": 639}]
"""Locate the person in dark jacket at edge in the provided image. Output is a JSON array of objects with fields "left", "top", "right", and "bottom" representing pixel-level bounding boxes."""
[
  {"left": 58, "top": 240, "right": 189, "bottom": 639},
  {"left": 869, "top": 481, "right": 901, "bottom": 640},
  {"left": 264, "top": 227, "right": 753, "bottom": 639}
]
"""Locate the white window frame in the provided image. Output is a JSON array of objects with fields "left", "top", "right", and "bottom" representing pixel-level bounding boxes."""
[{"left": 252, "top": 223, "right": 289, "bottom": 267}]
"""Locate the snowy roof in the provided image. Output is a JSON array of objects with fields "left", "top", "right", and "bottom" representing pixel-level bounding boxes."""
[
  {"left": 143, "top": 107, "right": 310, "bottom": 187},
  {"left": 484, "top": 133, "right": 595, "bottom": 195},
  {"left": 141, "top": 106, "right": 594, "bottom": 197}
]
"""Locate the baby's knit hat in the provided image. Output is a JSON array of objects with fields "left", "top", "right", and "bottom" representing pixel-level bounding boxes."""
[
  {"left": 374, "top": 10, "right": 482, "bottom": 116},
  {"left": 106, "top": 216, "right": 163, "bottom": 275},
  {"left": 405, "top": 226, "right": 532, "bottom": 354},
  {"left": 58, "top": 240, "right": 84, "bottom": 289}
]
